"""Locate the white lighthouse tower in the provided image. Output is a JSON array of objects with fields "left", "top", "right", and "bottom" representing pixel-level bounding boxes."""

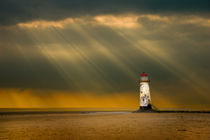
[{"left": 139, "top": 72, "right": 152, "bottom": 110}]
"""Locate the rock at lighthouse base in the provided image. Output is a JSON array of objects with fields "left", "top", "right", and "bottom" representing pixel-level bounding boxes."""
[{"left": 136, "top": 104, "right": 158, "bottom": 112}]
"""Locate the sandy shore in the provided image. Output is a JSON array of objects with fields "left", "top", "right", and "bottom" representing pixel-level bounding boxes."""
[{"left": 0, "top": 112, "right": 210, "bottom": 140}]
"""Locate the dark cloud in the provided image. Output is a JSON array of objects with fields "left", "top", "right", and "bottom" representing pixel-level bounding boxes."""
[
  {"left": 0, "top": 23, "right": 176, "bottom": 93},
  {"left": 0, "top": 46, "right": 70, "bottom": 90},
  {"left": 1, "top": 2, "right": 210, "bottom": 108},
  {"left": 1, "top": 0, "right": 210, "bottom": 26}
]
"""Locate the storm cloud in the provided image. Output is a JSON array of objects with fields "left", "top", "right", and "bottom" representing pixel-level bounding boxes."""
[
  {"left": 0, "top": 1, "right": 210, "bottom": 109},
  {"left": 1, "top": 0, "right": 210, "bottom": 26}
]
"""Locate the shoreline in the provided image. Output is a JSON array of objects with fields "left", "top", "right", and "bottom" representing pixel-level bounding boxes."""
[{"left": 1, "top": 110, "right": 210, "bottom": 115}]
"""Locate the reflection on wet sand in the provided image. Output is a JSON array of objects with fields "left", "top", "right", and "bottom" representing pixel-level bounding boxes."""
[{"left": 0, "top": 112, "right": 210, "bottom": 140}]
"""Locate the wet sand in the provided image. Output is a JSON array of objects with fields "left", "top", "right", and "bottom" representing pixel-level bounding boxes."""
[{"left": 0, "top": 112, "right": 210, "bottom": 140}]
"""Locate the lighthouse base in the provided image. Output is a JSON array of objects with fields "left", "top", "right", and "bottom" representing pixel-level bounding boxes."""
[{"left": 138, "top": 104, "right": 156, "bottom": 112}]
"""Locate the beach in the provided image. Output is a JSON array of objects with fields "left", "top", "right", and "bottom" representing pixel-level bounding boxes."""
[{"left": 0, "top": 112, "right": 210, "bottom": 140}]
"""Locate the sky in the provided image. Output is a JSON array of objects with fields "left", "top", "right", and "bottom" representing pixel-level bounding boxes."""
[{"left": 0, "top": 0, "right": 210, "bottom": 110}]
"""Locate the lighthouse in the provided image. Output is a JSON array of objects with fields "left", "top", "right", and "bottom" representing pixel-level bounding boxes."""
[{"left": 139, "top": 72, "right": 152, "bottom": 111}]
